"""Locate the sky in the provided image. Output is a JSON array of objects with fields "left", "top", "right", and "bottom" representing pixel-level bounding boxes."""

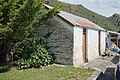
[{"left": 58, "top": 0, "right": 120, "bottom": 17}]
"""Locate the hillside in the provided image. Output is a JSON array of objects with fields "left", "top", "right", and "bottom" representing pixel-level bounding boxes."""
[
  {"left": 44, "top": 0, "right": 120, "bottom": 32},
  {"left": 108, "top": 13, "right": 120, "bottom": 30}
]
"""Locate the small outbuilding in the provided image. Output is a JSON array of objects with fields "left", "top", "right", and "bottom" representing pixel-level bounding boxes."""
[{"left": 39, "top": 4, "right": 107, "bottom": 67}]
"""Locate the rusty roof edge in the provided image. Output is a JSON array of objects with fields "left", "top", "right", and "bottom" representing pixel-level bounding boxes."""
[
  {"left": 76, "top": 25, "right": 107, "bottom": 32},
  {"left": 44, "top": 4, "right": 106, "bottom": 31},
  {"left": 58, "top": 13, "right": 106, "bottom": 31},
  {"left": 59, "top": 11, "right": 105, "bottom": 30},
  {"left": 57, "top": 13, "right": 107, "bottom": 32},
  {"left": 58, "top": 11, "right": 106, "bottom": 31}
]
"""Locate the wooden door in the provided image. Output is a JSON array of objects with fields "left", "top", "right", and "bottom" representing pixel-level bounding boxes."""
[
  {"left": 98, "top": 31, "right": 101, "bottom": 55},
  {"left": 82, "top": 29, "right": 88, "bottom": 62}
]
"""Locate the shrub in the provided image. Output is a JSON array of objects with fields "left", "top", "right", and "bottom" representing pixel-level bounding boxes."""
[
  {"left": 0, "top": 0, "right": 58, "bottom": 64},
  {"left": 14, "top": 37, "right": 54, "bottom": 69},
  {"left": 0, "top": 65, "right": 10, "bottom": 73}
]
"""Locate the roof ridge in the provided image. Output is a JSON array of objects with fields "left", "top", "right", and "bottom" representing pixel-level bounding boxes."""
[{"left": 44, "top": 4, "right": 105, "bottom": 31}]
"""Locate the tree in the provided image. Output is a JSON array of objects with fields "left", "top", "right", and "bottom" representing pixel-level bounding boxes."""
[{"left": 0, "top": 0, "right": 58, "bottom": 63}]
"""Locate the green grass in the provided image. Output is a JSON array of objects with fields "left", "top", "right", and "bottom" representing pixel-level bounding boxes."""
[{"left": 0, "top": 65, "right": 94, "bottom": 80}]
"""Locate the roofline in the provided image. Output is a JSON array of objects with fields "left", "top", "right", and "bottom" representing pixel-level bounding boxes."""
[
  {"left": 57, "top": 14, "right": 76, "bottom": 26},
  {"left": 44, "top": 4, "right": 106, "bottom": 31},
  {"left": 44, "top": 4, "right": 76, "bottom": 26},
  {"left": 44, "top": 4, "right": 53, "bottom": 9},
  {"left": 75, "top": 25, "right": 107, "bottom": 32},
  {"left": 58, "top": 13, "right": 106, "bottom": 31},
  {"left": 108, "top": 31, "right": 120, "bottom": 35}
]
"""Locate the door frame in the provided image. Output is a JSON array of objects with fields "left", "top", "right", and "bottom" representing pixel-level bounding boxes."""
[{"left": 82, "top": 28, "right": 88, "bottom": 62}]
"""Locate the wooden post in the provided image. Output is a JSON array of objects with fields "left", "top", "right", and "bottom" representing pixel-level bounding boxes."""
[{"left": 117, "top": 35, "right": 118, "bottom": 47}]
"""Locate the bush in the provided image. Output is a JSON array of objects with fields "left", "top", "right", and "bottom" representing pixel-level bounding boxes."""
[
  {"left": 0, "top": 65, "right": 10, "bottom": 73},
  {"left": 14, "top": 37, "right": 54, "bottom": 69},
  {"left": 0, "top": 0, "right": 58, "bottom": 64}
]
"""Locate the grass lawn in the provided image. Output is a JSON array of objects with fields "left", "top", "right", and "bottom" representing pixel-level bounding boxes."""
[{"left": 0, "top": 65, "right": 94, "bottom": 80}]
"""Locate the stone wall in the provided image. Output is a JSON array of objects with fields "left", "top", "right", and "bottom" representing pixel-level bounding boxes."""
[{"left": 38, "top": 16, "right": 74, "bottom": 65}]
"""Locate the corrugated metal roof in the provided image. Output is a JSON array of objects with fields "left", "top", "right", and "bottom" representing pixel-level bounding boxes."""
[
  {"left": 44, "top": 4, "right": 105, "bottom": 31},
  {"left": 58, "top": 11, "right": 105, "bottom": 30}
]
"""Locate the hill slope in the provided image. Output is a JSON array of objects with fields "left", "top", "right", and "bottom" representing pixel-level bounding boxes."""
[
  {"left": 44, "top": 0, "right": 120, "bottom": 32},
  {"left": 108, "top": 14, "right": 120, "bottom": 30}
]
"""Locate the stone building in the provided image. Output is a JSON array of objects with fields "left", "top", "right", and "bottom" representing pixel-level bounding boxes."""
[{"left": 39, "top": 4, "right": 107, "bottom": 67}]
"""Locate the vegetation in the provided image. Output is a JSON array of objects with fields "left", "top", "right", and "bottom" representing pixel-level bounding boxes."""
[
  {"left": 0, "top": 65, "right": 95, "bottom": 80},
  {"left": 15, "top": 37, "right": 54, "bottom": 69},
  {"left": 108, "top": 13, "right": 120, "bottom": 32},
  {"left": 0, "top": 65, "right": 10, "bottom": 73},
  {"left": 44, "top": 0, "right": 120, "bottom": 32},
  {"left": 0, "top": 0, "right": 58, "bottom": 68}
]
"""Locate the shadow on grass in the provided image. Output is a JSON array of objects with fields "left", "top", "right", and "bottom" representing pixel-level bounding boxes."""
[{"left": 0, "top": 65, "right": 11, "bottom": 73}]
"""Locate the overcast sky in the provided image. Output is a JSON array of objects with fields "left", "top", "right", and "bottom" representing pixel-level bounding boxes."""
[{"left": 58, "top": 0, "right": 120, "bottom": 17}]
